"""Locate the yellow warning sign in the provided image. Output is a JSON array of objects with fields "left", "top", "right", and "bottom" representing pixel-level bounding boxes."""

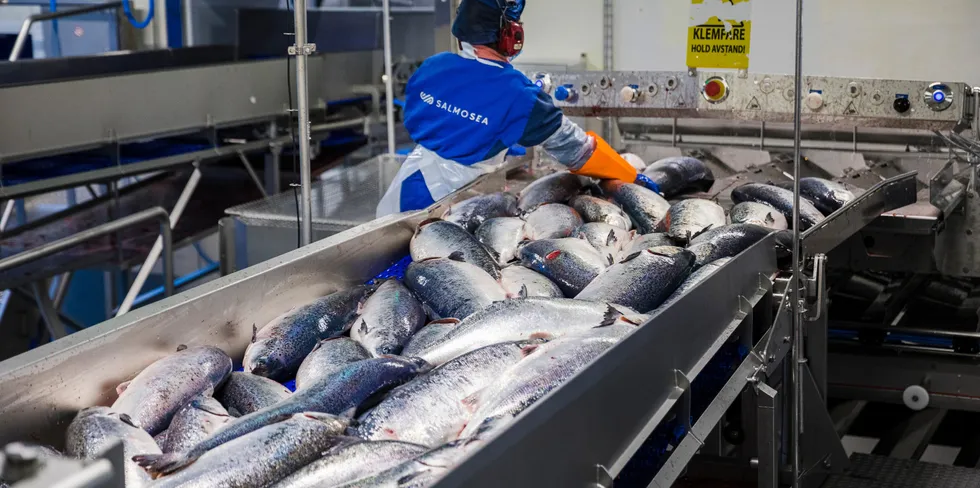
[{"left": 687, "top": 0, "right": 752, "bottom": 70}]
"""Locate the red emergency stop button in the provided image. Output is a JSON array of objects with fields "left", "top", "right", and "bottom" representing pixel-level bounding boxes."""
[{"left": 702, "top": 76, "right": 729, "bottom": 103}]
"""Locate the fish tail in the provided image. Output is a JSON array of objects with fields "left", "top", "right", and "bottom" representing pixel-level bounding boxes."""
[
  {"left": 599, "top": 305, "right": 620, "bottom": 327},
  {"left": 132, "top": 452, "right": 196, "bottom": 478}
]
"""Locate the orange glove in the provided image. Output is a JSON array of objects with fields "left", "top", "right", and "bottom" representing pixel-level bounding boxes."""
[{"left": 571, "top": 132, "right": 639, "bottom": 182}]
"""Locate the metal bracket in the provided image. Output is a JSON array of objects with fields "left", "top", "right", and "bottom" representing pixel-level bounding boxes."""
[
  {"left": 804, "top": 254, "right": 826, "bottom": 322},
  {"left": 288, "top": 43, "right": 317, "bottom": 56}
]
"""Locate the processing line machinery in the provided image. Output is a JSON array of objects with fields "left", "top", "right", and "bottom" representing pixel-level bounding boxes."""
[{"left": 0, "top": 67, "right": 976, "bottom": 487}]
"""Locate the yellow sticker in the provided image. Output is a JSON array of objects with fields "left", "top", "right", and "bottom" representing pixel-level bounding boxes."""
[{"left": 687, "top": 0, "right": 752, "bottom": 70}]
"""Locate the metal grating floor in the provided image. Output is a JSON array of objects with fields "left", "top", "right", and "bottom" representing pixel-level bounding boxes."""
[
  {"left": 225, "top": 155, "right": 404, "bottom": 229},
  {"left": 822, "top": 454, "right": 980, "bottom": 488}
]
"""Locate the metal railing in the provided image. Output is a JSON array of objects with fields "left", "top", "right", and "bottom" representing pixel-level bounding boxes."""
[
  {"left": 0, "top": 207, "right": 174, "bottom": 299},
  {"left": 8, "top": 1, "right": 124, "bottom": 62}
]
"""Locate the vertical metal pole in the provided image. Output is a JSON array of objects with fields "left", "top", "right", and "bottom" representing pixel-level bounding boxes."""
[
  {"left": 382, "top": 0, "right": 397, "bottom": 156},
  {"left": 182, "top": 0, "right": 194, "bottom": 45},
  {"left": 757, "top": 383, "right": 779, "bottom": 488},
  {"left": 293, "top": 0, "right": 314, "bottom": 246},
  {"left": 790, "top": 0, "right": 805, "bottom": 486},
  {"left": 266, "top": 121, "right": 282, "bottom": 194},
  {"left": 602, "top": 0, "right": 614, "bottom": 142}
]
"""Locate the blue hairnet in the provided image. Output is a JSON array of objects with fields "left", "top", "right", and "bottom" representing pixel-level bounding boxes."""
[{"left": 452, "top": 0, "right": 525, "bottom": 46}]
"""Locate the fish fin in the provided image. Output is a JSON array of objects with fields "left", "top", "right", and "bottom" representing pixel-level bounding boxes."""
[
  {"left": 357, "top": 319, "right": 369, "bottom": 336},
  {"left": 689, "top": 225, "right": 713, "bottom": 241},
  {"left": 115, "top": 380, "right": 132, "bottom": 396},
  {"left": 426, "top": 318, "right": 461, "bottom": 327},
  {"left": 519, "top": 284, "right": 528, "bottom": 299},
  {"left": 520, "top": 343, "right": 541, "bottom": 357},
  {"left": 619, "top": 314, "right": 648, "bottom": 326},
  {"left": 620, "top": 251, "right": 642, "bottom": 263},
  {"left": 528, "top": 331, "right": 554, "bottom": 340},
  {"left": 765, "top": 212, "right": 775, "bottom": 225},
  {"left": 117, "top": 413, "right": 138, "bottom": 428},
  {"left": 192, "top": 399, "right": 230, "bottom": 418},
  {"left": 645, "top": 249, "right": 673, "bottom": 258},
  {"left": 599, "top": 305, "right": 620, "bottom": 327},
  {"left": 340, "top": 406, "right": 358, "bottom": 419},
  {"left": 227, "top": 407, "right": 242, "bottom": 418},
  {"left": 545, "top": 250, "right": 562, "bottom": 261},
  {"left": 251, "top": 324, "right": 257, "bottom": 343},
  {"left": 175, "top": 344, "right": 188, "bottom": 352},
  {"left": 447, "top": 251, "right": 466, "bottom": 262},
  {"left": 607, "top": 255, "right": 615, "bottom": 266},
  {"left": 397, "top": 471, "right": 430, "bottom": 485},
  {"left": 132, "top": 452, "right": 195, "bottom": 478},
  {"left": 605, "top": 230, "right": 617, "bottom": 247},
  {"left": 417, "top": 218, "right": 442, "bottom": 229}
]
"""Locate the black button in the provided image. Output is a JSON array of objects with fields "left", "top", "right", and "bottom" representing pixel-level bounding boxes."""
[{"left": 893, "top": 97, "right": 911, "bottom": 113}]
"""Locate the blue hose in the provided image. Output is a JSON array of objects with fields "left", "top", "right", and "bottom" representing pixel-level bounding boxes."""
[
  {"left": 122, "top": 0, "right": 154, "bottom": 29},
  {"left": 49, "top": 0, "right": 61, "bottom": 57}
]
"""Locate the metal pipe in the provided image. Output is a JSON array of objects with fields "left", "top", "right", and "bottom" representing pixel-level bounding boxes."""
[
  {"left": 182, "top": 0, "right": 194, "bottom": 46},
  {"left": 8, "top": 1, "right": 123, "bottom": 62},
  {"left": 790, "top": 0, "right": 805, "bottom": 485},
  {"left": 293, "top": 0, "right": 314, "bottom": 246},
  {"left": 31, "top": 281, "right": 67, "bottom": 340},
  {"left": 0, "top": 200, "right": 14, "bottom": 232},
  {"left": 602, "top": 0, "right": 614, "bottom": 142},
  {"left": 237, "top": 151, "right": 270, "bottom": 199},
  {"left": 382, "top": 0, "right": 397, "bottom": 156},
  {"left": 310, "top": 117, "right": 371, "bottom": 133},
  {"left": 52, "top": 272, "right": 73, "bottom": 308},
  {"left": 266, "top": 121, "right": 282, "bottom": 194},
  {"left": 1, "top": 117, "right": 369, "bottom": 201},
  {"left": 116, "top": 168, "right": 201, "bottom": 316},
  {"left": 0, "top": 208, "right": 171, "bottom": 281},
  {"left": 10, "top": 286, "right": 83, "bottom": 334}
]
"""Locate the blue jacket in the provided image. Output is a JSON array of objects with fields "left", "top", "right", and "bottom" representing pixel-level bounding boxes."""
[{"left": 403, "top": 52, "right": 564, "bottom": 166}]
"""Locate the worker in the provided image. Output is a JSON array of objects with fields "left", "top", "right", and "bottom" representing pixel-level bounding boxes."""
[{"left": 377, "top": 0, "right": 659, "bottom": 217}]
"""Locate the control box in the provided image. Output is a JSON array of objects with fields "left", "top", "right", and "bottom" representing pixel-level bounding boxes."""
[{"left": 534, "top": 70, "right": 971, "bottom": 131}]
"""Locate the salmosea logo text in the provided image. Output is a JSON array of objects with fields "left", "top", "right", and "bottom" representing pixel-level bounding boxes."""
[{"left": 420, "top": 92, "right": 435, "bottom": 105}]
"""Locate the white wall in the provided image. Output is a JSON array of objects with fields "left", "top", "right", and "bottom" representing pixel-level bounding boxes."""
[
  {"left": 520, "top": 0, "right": 604, "bottom": 69},
  {"left": 522, "top": 0, "right": 980, "bottom": 83}
]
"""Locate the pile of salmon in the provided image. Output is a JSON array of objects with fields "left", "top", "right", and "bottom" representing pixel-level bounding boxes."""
[{"left": 53, "top": 155, "right": 856, "bottom": 487}]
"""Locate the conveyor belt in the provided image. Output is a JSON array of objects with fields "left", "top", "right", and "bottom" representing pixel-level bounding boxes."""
[{"left": 822, "top": 453, "right": 980, "bottom": 487}]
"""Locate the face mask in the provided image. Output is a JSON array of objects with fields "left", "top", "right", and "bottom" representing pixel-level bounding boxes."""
[{"left": 508, "top": 50, "right": 522, "bottom": 62}]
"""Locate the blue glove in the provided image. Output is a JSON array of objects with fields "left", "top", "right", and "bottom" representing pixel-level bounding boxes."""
[
  {"left": 635, "top": 173, "right": 662, "bottom": 195},
  {"left": 507, "top": 145, "right": 527, "bottom": 156}
]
